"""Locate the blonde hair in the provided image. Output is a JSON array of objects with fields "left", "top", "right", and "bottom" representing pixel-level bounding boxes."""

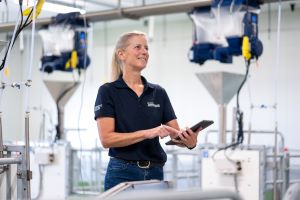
[{"left": 111, "top": 30, "right": 147, "bottom": 81}]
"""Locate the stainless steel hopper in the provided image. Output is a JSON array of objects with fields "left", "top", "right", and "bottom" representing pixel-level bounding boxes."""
[
  {"left": 43, "top": 80, "right": 80, "bottom": 140},
  {"left": 196, "top": 71, "right": 244, "bottom": 144}
]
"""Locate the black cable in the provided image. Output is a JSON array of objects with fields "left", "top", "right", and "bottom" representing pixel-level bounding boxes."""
[
  {"left": 236, "top": 60, "right": 250, "bottom": 145},
  {"left": 12, "top": 9, "right": 33, "bottom": 48},
  {"left": 0, "top": 2, "right": 24, "bottom": 69},
  {"left": 0, "top": 6, "right": 33, "bottom": 71},
  {"left": 233, "top": 0, "right": 253, "bottom": 145},
  {"left": 18, "top": 1, "right": 24, "bottom": 33},
  {"left": 214, "top": 60, "right": 251, "bottom": 153}
]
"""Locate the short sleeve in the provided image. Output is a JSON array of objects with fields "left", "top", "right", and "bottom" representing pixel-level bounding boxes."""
[
  {"left": 161, "top": 88, "right": 177, "bottom": 124},
  {"left": 94, "top": 84, "right": 115, "bottom": 120}
]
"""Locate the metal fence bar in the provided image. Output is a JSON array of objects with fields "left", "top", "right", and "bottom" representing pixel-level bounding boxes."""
[
  {"left": 69, "top": 144, "right": 300, "bottom": 199},
  {"left": 0, "top": 145, "right": 29, "bottom": 200},
  {"left": 0, "top": 157, "right": 21, "bottom": 165}
]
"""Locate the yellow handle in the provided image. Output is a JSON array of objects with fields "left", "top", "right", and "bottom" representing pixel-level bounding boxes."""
[
  {"left": 242, "top": 36, "right": 251, "bottom": 61},
  {"left": 70, "top": 51, "right": 78, "bottom": 69},
  {"left": 65, "top": 51, "right": 78, "bottom": 70},
  {"left": 23, "top": 0, "right": 45, "bottom": 20},
  {"left": 65, "top": 60, "right": 71, "bottom": 69}
]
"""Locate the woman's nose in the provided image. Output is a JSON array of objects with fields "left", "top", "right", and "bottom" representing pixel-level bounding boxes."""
[{"left": 141, "top": 47, "right": 148, "bottom": 54}]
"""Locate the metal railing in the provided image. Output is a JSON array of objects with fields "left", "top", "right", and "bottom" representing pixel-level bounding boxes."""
[
  {"left": 0, "top": 145, "right": 30, "bottom": 200},
  {"left": 69, "top": 144, "right": 300, "bottom": 199}
]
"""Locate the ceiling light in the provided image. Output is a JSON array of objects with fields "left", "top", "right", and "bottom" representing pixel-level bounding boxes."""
[{"left": 14, "top": 0, "right": 86, "bottom": 15}]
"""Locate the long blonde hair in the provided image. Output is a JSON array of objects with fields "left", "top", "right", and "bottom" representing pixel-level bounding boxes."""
[{"left": 111, "top": 30, "right": 147, "bottom": 81}]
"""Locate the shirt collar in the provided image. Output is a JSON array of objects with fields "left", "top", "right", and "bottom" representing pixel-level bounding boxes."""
[{"left": 112, "top": 75, "right": 155, "bottom": 90}]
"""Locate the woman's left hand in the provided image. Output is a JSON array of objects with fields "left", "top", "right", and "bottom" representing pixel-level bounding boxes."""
[{"left": 173, "top": 127, "right": 199, "bottom": 149}]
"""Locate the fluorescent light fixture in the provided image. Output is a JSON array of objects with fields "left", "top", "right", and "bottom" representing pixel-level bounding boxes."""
[{"left": 14, "top": 0, "right": 86, "bottom": 14}]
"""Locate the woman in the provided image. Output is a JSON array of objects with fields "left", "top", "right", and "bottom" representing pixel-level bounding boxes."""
[{"left": 94, "top": 30, "right": 200, "bottom": 191}]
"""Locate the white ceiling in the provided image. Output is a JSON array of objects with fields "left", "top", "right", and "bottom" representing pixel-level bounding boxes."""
[{"left": 0, "top": 0, "right": 298, "bottom": 24}]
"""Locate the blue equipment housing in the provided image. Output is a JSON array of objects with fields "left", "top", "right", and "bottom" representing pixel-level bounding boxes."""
[
  {"left": 40, "top": 12, "right": 91, "bottom": 73},
  {"left": 189, "top": 1, "right": 263, "bottom": 65},
  {"left": 211, "top": 0, "right": 262, "bottom": 8}
]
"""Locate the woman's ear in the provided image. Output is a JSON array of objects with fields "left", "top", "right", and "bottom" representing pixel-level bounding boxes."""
[{"left": 117, "top": 49, "right": 125, "bottom": 61}]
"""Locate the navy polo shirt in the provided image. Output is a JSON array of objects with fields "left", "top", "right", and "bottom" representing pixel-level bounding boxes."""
[{"left": 94, "top": 76, "right": 177, "bottom": 163}]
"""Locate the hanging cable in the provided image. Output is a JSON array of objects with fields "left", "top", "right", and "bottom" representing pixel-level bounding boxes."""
[
  {"left": 223, "top": 150, "right": 240, "bottom": 193},
  {"left": 236, "top": 60, "right": 250, "bottom": 145},
  {"left": 77, "top": 2, "right": 89, "bottom": 193},
  {"left": 0, "top": 2, "right": 33, "bottom": 71},
  {"left": 0, "top": 14, "right": 21, "bottom": 72},
  {"left": 0, "top": 3, "right": 25, "bottom": 118},
  {"left": 212, "top": 60, "right": 251, "bottom": 157}
]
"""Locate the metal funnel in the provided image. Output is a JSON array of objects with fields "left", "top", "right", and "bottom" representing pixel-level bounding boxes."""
[
  {"left": 196, "top": 72, "right": 244, "bottom": 105},
  {"left": 43, "top": 80, "right": 80, "bottom": 140},
  {"left": 196, "top": 71, "right": 244, "bottom": 144}
]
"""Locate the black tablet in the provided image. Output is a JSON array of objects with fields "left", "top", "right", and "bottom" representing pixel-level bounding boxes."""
[{"left": 165, "top": 120, "right": 214, "bottom": 145}]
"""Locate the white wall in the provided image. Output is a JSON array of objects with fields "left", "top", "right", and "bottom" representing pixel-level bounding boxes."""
[{"left": 1, "top": 3, "right": 300, "bottom": 150}]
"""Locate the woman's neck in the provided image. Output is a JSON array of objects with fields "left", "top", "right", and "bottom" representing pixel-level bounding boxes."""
[
  {"left": 122, "top": 70, "right": 144, "bottom": 97},
  {"left": 122, "top": 71, "right": 142, "bottom": 87}
]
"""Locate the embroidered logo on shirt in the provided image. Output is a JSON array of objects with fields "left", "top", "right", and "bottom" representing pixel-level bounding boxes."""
[
  {"left": 147, "top": 102, "right": 160, "bottom": 108},
  {"left": 94, "top": 104, "right": 102, "bottom": 112}
]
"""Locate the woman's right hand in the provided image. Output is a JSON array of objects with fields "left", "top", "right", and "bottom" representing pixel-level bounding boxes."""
[{"left": 146, "top": 125, "right": 180, "bottom": 139}]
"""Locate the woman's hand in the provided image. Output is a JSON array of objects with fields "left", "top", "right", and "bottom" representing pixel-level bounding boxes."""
[
  {"left": 146, "top": 125, "right": 181, "bottom": 139},
  {"left": 173, "top": 127, "right": 202, "bottom": 149}
]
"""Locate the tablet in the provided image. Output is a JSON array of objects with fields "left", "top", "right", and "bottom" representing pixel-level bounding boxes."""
[{"left": 165, "top": 120, "right": 214, "bottom": 145}]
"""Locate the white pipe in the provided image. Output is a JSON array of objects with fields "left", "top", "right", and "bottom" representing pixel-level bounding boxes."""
[
  {"left": 218, "top": 104, "right": 227, "bottom": 144},
  {"left": 20, "top": 30, "right": 24, "bottom": 53},
  {"left": 27, "top": 4, "right": 37, "bottom": 81},
  {"left": 148, "top": 16, "right": 155, "bottom": 42},
  {"left": 23, "top": 1, "right": 37, "bottom": 199},
  {"left": 274, "top": 0, "right": 282, "bottom": 126},
  {"left": 24, "top": 0, "right": 37, "bottom": 113},
  {"left": 273, "top": 1, "right": 282, "bottom": 200}
]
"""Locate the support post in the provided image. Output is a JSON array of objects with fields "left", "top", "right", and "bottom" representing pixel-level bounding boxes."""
[
  {"left": 24, "top": 113, "right": 31, "bottom": 199},
  {"left": 218, "top": 104, "right": 227, "bottom": 144}
]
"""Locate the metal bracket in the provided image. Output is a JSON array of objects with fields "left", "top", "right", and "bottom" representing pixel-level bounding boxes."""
[{"left": 17, "top": 170, "right": 32, "bottom": 180}]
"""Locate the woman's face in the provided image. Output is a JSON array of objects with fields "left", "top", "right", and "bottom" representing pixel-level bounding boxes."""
[{"left": 118, "top": 35, "right": 149, "bottom": 72}]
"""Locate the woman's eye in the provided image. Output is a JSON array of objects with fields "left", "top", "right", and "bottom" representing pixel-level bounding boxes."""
[{"left": 134, "top": 45, "right": 148, "bottom": 51}]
